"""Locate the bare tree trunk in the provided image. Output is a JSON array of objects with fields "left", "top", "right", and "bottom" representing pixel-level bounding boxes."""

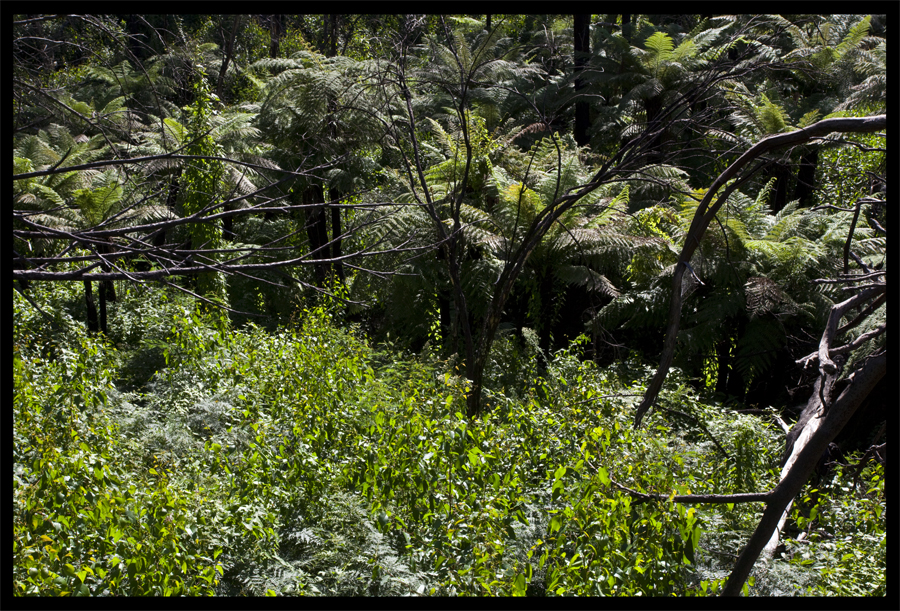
[
  {"left": 720, "top": 351, "right": 885, "bottom": 596},
  {"left": 216, "top": 15, "right": 242, "bottom": 102},
  {"left": 573, "top": 14, "right": 591, "bottom": 147}
]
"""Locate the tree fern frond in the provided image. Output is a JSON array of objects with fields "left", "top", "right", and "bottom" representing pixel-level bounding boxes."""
[
  {"left": 557, "top": 265, "right": 620, "bottom": 298},
  {"left": 764, "top": 200, "right": 804, "bottom": 241},
  {"left": 744, "top": 276, "right": 784, "bottom": 317},
  {"left": 644, "top": 31, "right": 675, "bottom": 65},
  {"left": 835, "top": 16, "right": 871, "bottom": 58}
]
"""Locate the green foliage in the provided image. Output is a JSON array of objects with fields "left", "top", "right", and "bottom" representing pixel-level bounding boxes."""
[
  {"left": 179, "top": 71, "right": 227, "bottom": 303},
  {"left": 792, "top": 461, "right": 885, "bottom": 596},
  {"left": 12, "top": 13, "right": 887, "bottom": 599},
  {"left": 13, "top": 271, "right": 886, "bottom": 597},
  {"left": 13, "top": 292, "right": 221, "bottom": 596}
]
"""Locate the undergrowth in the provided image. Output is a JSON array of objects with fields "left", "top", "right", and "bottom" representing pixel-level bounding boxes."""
[{"left": 13, "top": 282, "right": 885, "bottom": 596}]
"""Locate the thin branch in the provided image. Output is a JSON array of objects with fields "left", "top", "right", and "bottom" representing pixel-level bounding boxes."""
[
  {"left": 656, "top": 406, "right": 733, "bottom": 461},
  {"left": 635, "top": 114, "right": 886, "bottom": 429},
  {"left": 837, "top": 292, "right": 886, "bottom": 336},
  {"left": 811, "top": 271, "right": 885, "bottom": 284},
  {"left": 607, "top": 477, "right": 771, "bottom": 506}
]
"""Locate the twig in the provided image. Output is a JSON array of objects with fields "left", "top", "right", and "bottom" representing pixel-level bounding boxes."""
[
  {"left": 811, "top": 271, "right": 884, "bottom": 284},
  {"left": 656, "top": 405, "right": 733, "bottom": 461}
]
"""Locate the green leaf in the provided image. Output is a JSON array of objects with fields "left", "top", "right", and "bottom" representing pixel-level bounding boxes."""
[
  {"left": 549, "top": 515, "right": 562, "bottom": 534},
  {"left": 513, "top": 572, "right": 527, "bottom": 596},
  {"left": 597, "top": 467, "right": 610, "bottom": 487}
]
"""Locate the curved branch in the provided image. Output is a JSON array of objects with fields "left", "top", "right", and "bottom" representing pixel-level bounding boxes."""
[{"left": 634, "top": 114, "right": 886, "bottom": 429}]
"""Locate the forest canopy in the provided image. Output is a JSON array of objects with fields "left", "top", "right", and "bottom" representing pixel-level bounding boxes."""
[{"left": 13, "top": 14, "right": 886, "bottom": 597}]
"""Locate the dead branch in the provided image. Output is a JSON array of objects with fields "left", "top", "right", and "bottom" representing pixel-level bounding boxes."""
[{"left": 634, "top": 114, "right": 886, "bottom": 430}]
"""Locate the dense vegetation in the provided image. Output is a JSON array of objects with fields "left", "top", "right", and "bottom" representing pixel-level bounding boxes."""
[{"left": 13, "top": 14, "right": 885, "bottom": 597}]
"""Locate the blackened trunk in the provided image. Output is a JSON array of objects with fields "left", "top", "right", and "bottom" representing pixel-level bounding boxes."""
[
  {"left": 99, "top": 250, "right": 115, "bottom": 335},
  {"left": 643, "top": 95, "right": 665, "bottom": 164},
  {"left": 329, "top": 14, "right": 338, "bottom": 58},
  {"left": 438, "top": 286, "right": 453, "bottom": 354},
  {"left": 767, "top": 162, "right": 791, "bottom": 214},
  {"left": 269, "top": 15, "right": 284, "bottom": 59},
  {"left": 84, "top": 280, "right": 99, "bottom": 334},
  {"left": 714, "top": 337, "right": 731, "bottom": 396},
  {"left": 156, "top": 171, "right": 182, "bottom": 247},
  {"left": 621, "top": 14, "right": 633, "bottom": 43},
  {"left": 793, "top": 147, "right": 819, "bottom": 207},
  {"left": 99, "top": 283, "right": 108, "bottom": 335},
  {"left": 122, "top": 15, "right": 149, "bottom": 62},
  {"left": 303, "top": 185, "right": 330, "bottom": 286},
  {"left": 573, "top": 14, "right": 591, "bottom": 147}
]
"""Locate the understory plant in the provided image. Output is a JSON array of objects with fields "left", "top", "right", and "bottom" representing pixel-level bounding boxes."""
[{"left": 13, "top": 281, "right": 884, "bottom": 596}]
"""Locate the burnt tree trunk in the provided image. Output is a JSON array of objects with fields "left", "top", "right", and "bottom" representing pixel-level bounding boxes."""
[
  {"left": 793, "top": 146, "right": 819, "bottom": 207},
  {"left": 84, "top": 279, "right": 99, "bottom": 334},
  {"left": 766, "top": 161, "right": 791, "bottom": 214},
  {"left": 573, "top": 14, "right": 591, "bottom": 147},
  {"left": 155, "top": 171, "right": 182, "bottom": 247},
  {"left": 303, "top": 185, "right": 330, "bottom": 286},
  {"left": 97, "top": 240, "right": 115, "bottom": 335},
  {"left": 269, "top": 15, "right": 284, "bottom": 59}
]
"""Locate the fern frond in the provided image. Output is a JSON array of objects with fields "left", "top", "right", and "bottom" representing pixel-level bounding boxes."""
[{"left": 557, "top": 265, "right": 620, "bottom": 298}]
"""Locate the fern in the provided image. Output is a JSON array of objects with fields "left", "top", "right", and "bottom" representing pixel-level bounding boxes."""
[{"left": 221, "top": 490, "right": 433, "bottom": 597}]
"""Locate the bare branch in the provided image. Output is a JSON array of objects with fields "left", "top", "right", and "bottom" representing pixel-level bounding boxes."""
[{"left": 634, "top": 114, "right": 887, "bottom": 429}]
